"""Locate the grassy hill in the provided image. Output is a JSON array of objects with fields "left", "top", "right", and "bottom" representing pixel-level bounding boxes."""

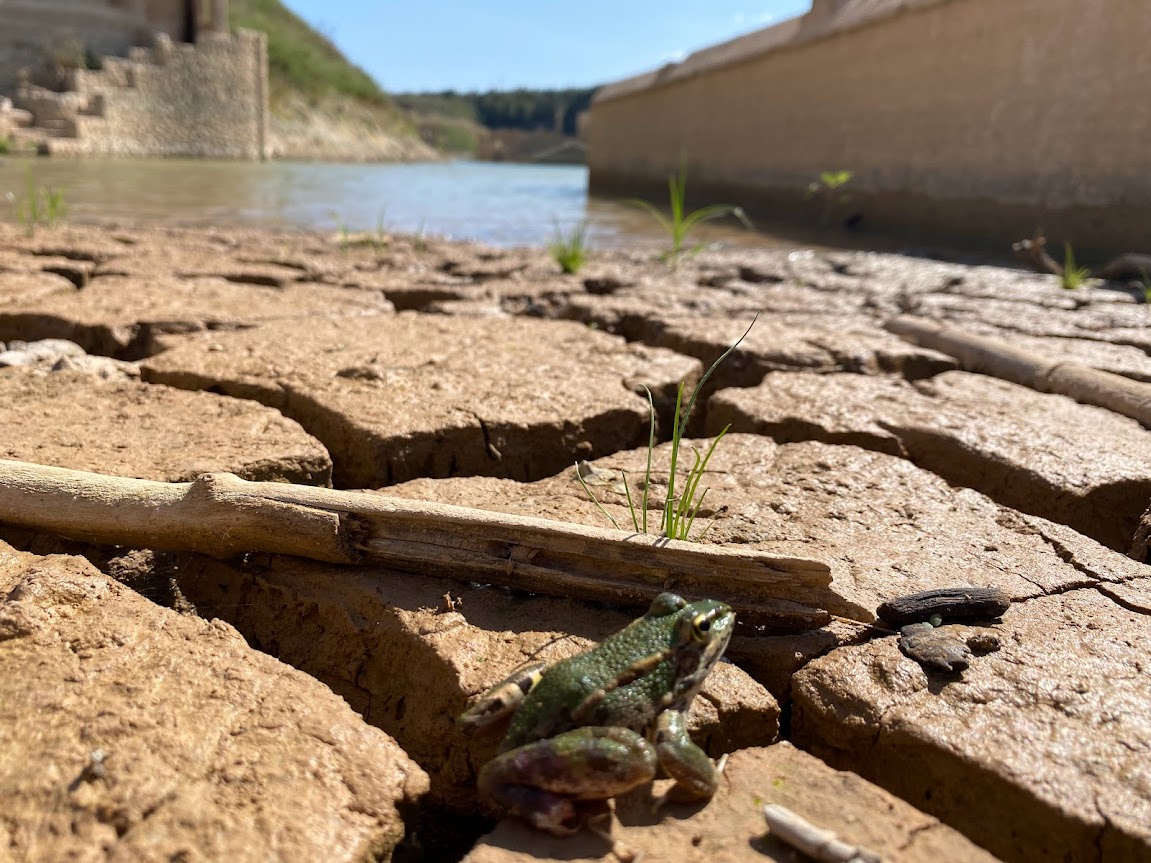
[
  {"left": 228, "top": 0, "right": 433, "bottom": 161},
  {"left": 230, "top": 0, "right": 389, "bottom": 107}
]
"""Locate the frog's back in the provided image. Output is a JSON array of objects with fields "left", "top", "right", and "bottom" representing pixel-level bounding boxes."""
[{"left": 501, "top": 615, "right": 675, "bottom": 751}]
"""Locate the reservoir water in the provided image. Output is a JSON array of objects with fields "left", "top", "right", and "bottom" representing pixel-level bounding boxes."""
[{"left": 0, "top": 157, "right": 781, "bottom": 250}]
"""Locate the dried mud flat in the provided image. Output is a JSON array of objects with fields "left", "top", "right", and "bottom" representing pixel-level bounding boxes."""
[{"left": 1, "top": 222, "right": 1150, "bottom": 863}]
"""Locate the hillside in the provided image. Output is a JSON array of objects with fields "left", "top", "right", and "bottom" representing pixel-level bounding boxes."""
[{"left": 228, "top": 0, "right": 435, "bottom": 161}]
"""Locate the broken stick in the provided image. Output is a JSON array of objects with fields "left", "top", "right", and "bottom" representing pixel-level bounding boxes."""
[
  {"left": 0, "top": 458, "right": 863, "bottom": 631},
  {"left": 886, "top": 315, "right": 1151, "bottom": 428}
]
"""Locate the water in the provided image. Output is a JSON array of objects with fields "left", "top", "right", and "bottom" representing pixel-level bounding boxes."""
[{"left": 0, "top": 157, "right": 786, "bottom": 250}]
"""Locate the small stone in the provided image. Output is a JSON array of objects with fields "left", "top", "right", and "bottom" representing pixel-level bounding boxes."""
[
  {"left": 898, "top": 623, "right": 973, "bottom": 673},
  {"left": 0, "top": 338, "right": 85, "bottom": 367}
]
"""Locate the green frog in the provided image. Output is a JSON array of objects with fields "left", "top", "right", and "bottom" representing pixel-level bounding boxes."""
[{"left": 458, "top": 592, "right": 736, "bottom": 835}]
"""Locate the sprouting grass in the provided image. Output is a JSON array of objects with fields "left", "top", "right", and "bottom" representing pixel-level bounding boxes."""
[
  {"left": 8, "top": 169, "right": 69, "bottom": 236},
  {"left": 1140, "top": 269, "right": 1151, "bottom": 305},
  {"left": 373, "top": 210, "right": 388, "bottom": 249},
  {"left": 577, "top": 314, "right": 759, "bottom": 541},
  {"left": 629, "top": 162, "right": 750, "bottom": 269},
  {"left": 327, "top": 209, "right": 351, "bottom": 249},
  {"left": 548, "top": 220, "right": 589, "bottom": 274},
  {"left": 1060, "top": 243, "right": 1092, "bottom": 290},
  {"left": 340, "top": 210, "right": 390, "bottom": 251},
  {"left": 807, "top": 169, "right": 854, "bottom": 226},
  {"left": 0, "top": 137, "right": 11, "bottom": 156}
]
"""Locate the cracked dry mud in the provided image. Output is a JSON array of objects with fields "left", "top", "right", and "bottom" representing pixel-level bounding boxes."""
[
  {"left": 707, "top": 370, "right": 1151, "bottom": 551},
  {"left": 0, "top": 541, "right": 429, "bottom": 863},
  {"left": 1, "top": 222, "right": 1150, "bottom": 862},
  {"left": 140, "top": 313, "right": 700, "bottom": 487}
]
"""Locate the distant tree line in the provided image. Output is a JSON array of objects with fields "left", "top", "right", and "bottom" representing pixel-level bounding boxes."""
[{"left": 395, "top": 88, "right": 598, "bottom": 136}]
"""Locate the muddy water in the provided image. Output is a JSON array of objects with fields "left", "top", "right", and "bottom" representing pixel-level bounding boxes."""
[{"left": 0, "top": 156, "right": 802, "bottom": 250}]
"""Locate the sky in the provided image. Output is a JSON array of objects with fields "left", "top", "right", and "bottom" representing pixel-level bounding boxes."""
[{"left": 282, "top": 1, "right": 812, "bottom": 93}]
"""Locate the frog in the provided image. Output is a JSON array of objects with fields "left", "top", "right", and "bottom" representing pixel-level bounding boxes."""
[{"left": 458, "top": 592, "right": 736, "bottom": 836}]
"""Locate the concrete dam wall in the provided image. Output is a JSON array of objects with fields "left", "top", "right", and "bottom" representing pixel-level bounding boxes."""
[{"left": 588, "top": 0, "right": 1151, "bottom": 254}]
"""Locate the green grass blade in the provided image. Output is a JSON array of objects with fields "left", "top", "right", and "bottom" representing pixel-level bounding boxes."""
[
  {"left": 686, "top": 426, "right": 728, "bottom": 504},
  {"left": 620, "top": 468, "right": 640, "bottom": 533},
  {"left": 679, "top": 204, "right": 744, "bottom": 234},
  {"left": 669, "top": 172, "right": 684, "bottom": 225},
  {"left": 678, "top": 312, "right": 759, "bottom": 432},
  {"left": 677, "top": 446, "right": 707, "bottom": 522},
  {"left": 674, "top": 445, "right": 706, "bottom": 523},
  {"left": 678, "top": 425, "right": 729, "bottom": 537},
  {"left": 683, "top": 485, "right": 711, "bottom": 540},
  {"left": 626, "top": 198, "right": 673, "bottom": 234},
  {"left": 574, "top": 462, "right": 621, "bottom": 531},
  {"left": 662, "top": 382, "right": 686, "bottom": 537},
  {"left": 640, "top": 385, "right": 656, "bottom": 535}
]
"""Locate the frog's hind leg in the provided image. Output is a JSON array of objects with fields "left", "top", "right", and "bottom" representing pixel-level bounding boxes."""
[
  {"left": 478, "top": 726, "right": 657, "bottom": 835},
  {"left": 458, "top": 660, "right": 549, "bottom": 731},
  {"left": 652, "top": 710, "right": 720, "bottom": 802}
]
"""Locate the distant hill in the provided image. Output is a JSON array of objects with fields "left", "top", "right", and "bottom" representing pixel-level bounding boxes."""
[
  {"left": 395, "top": 88, "right": 597, "bottom": 159},
  {"left": 228, "top": 0, "right": 434, "bottom": 161},
  {"left": 396, "top": 88, "right": 597, "bottom": 136}
]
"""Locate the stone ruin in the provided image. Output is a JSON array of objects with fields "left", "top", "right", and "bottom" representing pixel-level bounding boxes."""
[{"left": 0, "top": 0, "right": 268, "bottom": 159}]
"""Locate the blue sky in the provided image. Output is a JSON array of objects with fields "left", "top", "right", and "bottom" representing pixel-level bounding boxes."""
[{"left": 282, "top": 1, "right": 811, "bottom": 93}]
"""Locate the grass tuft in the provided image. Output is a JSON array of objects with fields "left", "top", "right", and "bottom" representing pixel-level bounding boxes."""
[
  {"left": 629, "top": 161, "right": 750, "bottom": 269},
  {"left": 578, "top": 314, "right": 759, "bottom": 541},
  {"left": 8, "top": 169, "right": 68, "bottom": 236},
  {"left": 1060, "top": 243, "right": 1092, "bottom": 290},
  {"left": 548, "top": 220, "right": 589, "bottom": 274},
  {"left": 807, "top": 170, "right": 854, "bottom": 226}
]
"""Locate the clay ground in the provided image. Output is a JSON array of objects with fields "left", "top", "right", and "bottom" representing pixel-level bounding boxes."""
[{"left": 1, "top": 221, "right": 1149, "bottom": 863}]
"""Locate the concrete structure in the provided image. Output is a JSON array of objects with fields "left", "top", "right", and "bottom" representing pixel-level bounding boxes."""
[
  {"left": 0, "top": 0, "right": 269, "bottom": 160},
  {"left": 588, "top": 0, "right": 1151, "bottom": 254}
]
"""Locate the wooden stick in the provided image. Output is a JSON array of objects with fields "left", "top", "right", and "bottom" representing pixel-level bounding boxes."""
[
  {"left": 763, "top": 804, "right": 883, "bottom": 863},
  {"left": 886, "top": 315, "right": 1151, "bottom": 428},
  {"left": 0, "top": 459, "right": 863, "bottom": 631}
]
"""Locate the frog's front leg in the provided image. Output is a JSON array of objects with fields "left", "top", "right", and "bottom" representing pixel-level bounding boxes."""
[
  {"left": 478, "top": 726, "right": 657, "bottom": 835},
  {"left": 653, "top": 710, "right": 721, "bottom": 801}
]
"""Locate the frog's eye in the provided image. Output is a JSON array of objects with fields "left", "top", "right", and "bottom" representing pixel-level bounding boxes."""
[{"left": 690, "top": 612, "right": 715, "bottom": 642}]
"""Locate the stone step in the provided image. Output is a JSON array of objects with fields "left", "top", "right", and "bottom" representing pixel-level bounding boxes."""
[
  {"left": 3, "top": 108, "right": 34, "bottom": 129},
  {"left": 9, "top": 127, "right": 50, "bottom": 147},
  {"left": 77, "top": 94, "right": 107, "bottom": 118},
  {"left": 39, "top": 137, "right": 93, "bottom": 157}
]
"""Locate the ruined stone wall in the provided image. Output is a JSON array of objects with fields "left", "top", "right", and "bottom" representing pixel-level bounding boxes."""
[
  {"left": 588, "top": 0, "right": 1151, "bottom": 254},
  {"left": 0, "top": 0, "right": 268, "bottom": 161},
  {"left": 0, "top": 1, "right": 144, "bottom": 93},
  {"left": 61, "top": 30, "right": 269, "bottom": 160}
]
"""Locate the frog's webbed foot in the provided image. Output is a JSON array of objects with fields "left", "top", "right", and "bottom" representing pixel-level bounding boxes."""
[
  {"left": 652, "top": 710, "right": 721, "bottom": 805},
  {"left": 478, "top": 727, "right": 657, "bottom": 835}
]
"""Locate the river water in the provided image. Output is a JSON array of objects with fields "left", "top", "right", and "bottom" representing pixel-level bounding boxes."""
[{"left": 0, "top": 157, "right": 788, "bottom": 250}]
